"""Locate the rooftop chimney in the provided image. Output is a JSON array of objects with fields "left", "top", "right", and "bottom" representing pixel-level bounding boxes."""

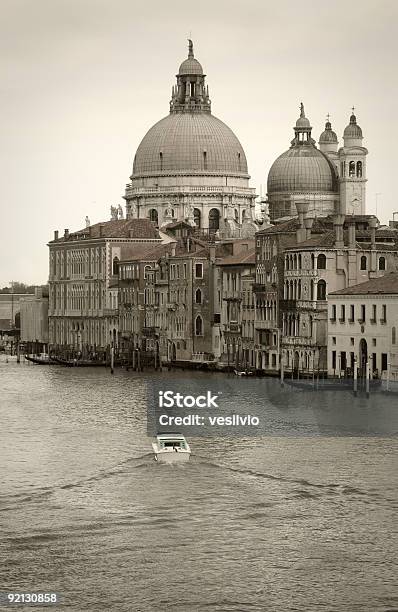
[
  {"left": 368, "top": 216, "right": 377, "bottom": 250},
  {"left": 54, "top": 230, "right": 59, "bottom": 241},
  {"left": 333, "top": 214, "right": 345, "bottom": 248},
  {"left": 303, "top": 216, "right": 314, "bottom": 240},
  {"left": 348, "top": 218, "right": 356, "bottom": 248},
  {"left": 99, "top": 224, "right": 105, "bottom": 237},
  {"left": 209, "top": 243, "right": 216, "bottom": 262},
  {"left": 171, "top": 243, "right": 176, "bottom": 257},
  {"left": 64, "top": 228, "right": 69, "bottom": 239},
  {"left": 295, "top": 201, "right": 309, "bottom": 243}
]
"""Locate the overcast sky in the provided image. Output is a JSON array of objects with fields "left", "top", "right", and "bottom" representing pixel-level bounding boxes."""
[{"left": 1, "top": 0, "right": 397, "bottom": 286}]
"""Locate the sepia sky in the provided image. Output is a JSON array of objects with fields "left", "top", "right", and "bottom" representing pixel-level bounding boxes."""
[{"left": 1, "top": 0, "right": 397, "bottom": 286}]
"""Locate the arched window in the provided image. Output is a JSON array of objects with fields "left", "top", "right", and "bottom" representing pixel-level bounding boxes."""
[
  {"left": 193, "top": 208, "right": 201, "bottom": 228},
  {"left": 112, "top": 256, "right": 119, "bottom": 275},
  {"left": 349, "top": 161, "right": 355, "bottom": 177},
  {"left": 195, "top": 288, "right": 202, "bottom": 304},
  {"left": 317, "top": 254, "right": 327, "bottom": 270},
  {"left": 393, "top": 327, "right": 396, "bottom": 345},
  {"left": 379, "top": 256, "right": 386, "bottom": 271},
  {"left": 144, "top": 265, "right": 151, "bottom": 279},
  {"left": 356, "top": 161, "right": 362, "bottom": 178},
  {"left": 242, "top": 209, "right": 246, "bottom": 220},
  {"left": 209, "top": 208, "right": 220, "bottom": 231},
  {"left": 317, "top": 279, "right": 326, "bottom": 301},
  {"left": 195, "top": 315, "right": 203, "bottom": 336},
  {"left": 311, "top": 253, "right": 315, "bottom": 270},
  {"left": 234, "top": 209, "right": 239, "bottom": 222},
  {"left": 360, "top": 255, "right": 367, "bottom": 270},
  {"left": 149, "top": 209, "right": 158, "bottom": 225}
]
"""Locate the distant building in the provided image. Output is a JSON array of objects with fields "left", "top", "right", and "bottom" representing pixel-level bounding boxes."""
[
  {"left": 20, "top": 287, "right": 49, "bottom": 345},
  {"left": 0, "top": 293, "right": 34, "bottom": 340},
  {"left": 328, "top": 273, "right": 398, "bottom": 380},
  {"left": 48, "top": 219, "right": 162, "bottom": 351}
]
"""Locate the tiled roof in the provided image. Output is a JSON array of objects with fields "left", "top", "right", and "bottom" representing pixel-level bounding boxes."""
[
  {"left": 217, "top": 249, "right": 256, "bottom": 266},
  {"left": 51, "top": 219, "right": 160, "bottom": 242},
  {"left": 257, "top": 216, "right": 331, "bottom": 236},
  {"left": 330, "top": 272, "right": 398, "bottom": 296}
]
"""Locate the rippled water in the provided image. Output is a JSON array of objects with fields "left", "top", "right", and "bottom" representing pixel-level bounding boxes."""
[{"left": 0, "top": 358, "right": 397, "bottom": 611}]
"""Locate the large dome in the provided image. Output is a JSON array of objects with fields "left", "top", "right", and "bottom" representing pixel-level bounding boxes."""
[
  {"left": 132, "top": 112, "right": 248, "bottom": 177},
  {"left": 267, "top": 146, "right": 339, "bottom": 194}
]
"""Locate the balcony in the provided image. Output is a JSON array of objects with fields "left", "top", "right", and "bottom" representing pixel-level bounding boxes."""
[
  {"left": 380, "top": 318, "right": 387, "bottom": 325},
  {"left": 224, "top": 322, "right": 241, "bottom": 334},
  {"left": 142, "top": 326, "right": 160, "bottom": 337},
  {"left": 329, "top": 317, "right": 336, "bottom": 323},
  {"left": 253, "top": 283, "right": 266, "bottom": 293},
  {"left": 255, "top": 320, "right": 277, "bottom": 330},
  {"left": 282, "top": 336, "right": 317, "bottom": 346},
  {"left": 279, "top": 299, "right": 297, "bottom": 311},
  {"left": 338, "top": 318, "right": 346, "bottom": 323},
  {"left": 358, "top": 319, "right": 365, "bottom": 324},
  {"left": 166, "top": 303, "right": 177, "bottom": 310},
  {"left": 370, "top": 318, "right": 377, "bottom": 324}
]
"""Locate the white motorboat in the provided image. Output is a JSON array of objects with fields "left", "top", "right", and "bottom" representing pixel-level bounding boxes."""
[{"left": 152, "top": 433, "right": 191, "bottom": 463}]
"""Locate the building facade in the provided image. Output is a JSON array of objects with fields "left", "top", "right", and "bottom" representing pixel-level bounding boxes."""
[
  {"left": 328, "top": 273, "right": 398, "bottom": 380},
  {"left": 48, "top": 219, "right": 162, "bottom": 351}
]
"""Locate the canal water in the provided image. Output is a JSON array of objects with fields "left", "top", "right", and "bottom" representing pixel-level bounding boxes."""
[{"left": 0, "top": 358, "right": 397, "bottom": 611}]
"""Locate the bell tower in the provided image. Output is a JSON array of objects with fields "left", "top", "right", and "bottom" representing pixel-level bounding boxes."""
[{"left": 338, "top": 109, "right": 368, "bottom": 215}]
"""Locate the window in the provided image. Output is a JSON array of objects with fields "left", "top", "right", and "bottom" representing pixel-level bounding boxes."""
[
  {"left": 341, "top": 351, "right": 347, "bottom": 370},
  {"left": 360, "top": 256, "right": 367, "bottom": 270},
  {"left": 112, "top": 257, "right": 119, "bottom": 275},
  {"left": 194, "top": 208, "right": 201, "bottom": 228},
  {"left": 144, "top": 265, "right": 151, "bottom": 279},
  {"left": 381, "top": 304, "right": 387, "bottom": 324},
  {"left": 330, "top": 304, "right": 336, "bottom": 321},
  {"left": 360, "top": 304, "right": 366, "bottom": 323},
  {"left": 379, "top": 257, "right": 386, "bottom": 271},
  {"left": 349, "top": 304, "right": 355, "bottom": 322},
  {"left": 371, "top": 304, "right": 377, "bottom": 323},
  {"left": 356, "top": 161, "right": 362, "bottom": 178},
  {"left": 195, "top": 315, "right": 203, "bottom": 336},
  {"left": 317, "top": 254, "right": 326, "bottom": 270},
  {"left": 209, "top": 208, "right": 220, "bottom": 231},
  {"left": 381, "top": 353, "right": 388, "bottom": 371},
  {"left": 195, "top": 263, "right": 203, "bottom": 278},
  {"left": 317, "top": 280, "right": 326, "bottom": 300},
  {"left": 183, "top": 263, "right": 187, "bottom": 279},
  {"left": 350, "top": 338, "right": 354, "bottom": 345},
  {"left": 332, "top": 350, "right": 336, "bottom": 369},
  {"left": 372, "top": 338, "right": 376, "bottom": 346},
  {"left": 195, "top": 288, "right": 202, "bottom": 304},
  {"left": 332, "top": 336, "right": 336, "bottom": 345},
  {"left": 340, "top": 304, "right": 346, "bottom": 322},
  {"left": 372, "top": 353, "right": 377, "bottom": 370},
  {"left": 149, "top": 209, "right": 158, "bottom": 225},
  {"left": 349, "top": 161, "right": 355, "bottom": 177},
  {"left": 393, "top": 327, "right": 396, "bottom": 344}
]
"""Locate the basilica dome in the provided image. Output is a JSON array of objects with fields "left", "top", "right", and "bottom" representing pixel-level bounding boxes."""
[
  {"left": 132, "top": 112, "right": 248, "bottom": 177},
  {"left": 267, "top": 104, "right": 338, "bottom": 195},
  {"left": 267, "top": 146, "right": 338, "bottom": 194}
]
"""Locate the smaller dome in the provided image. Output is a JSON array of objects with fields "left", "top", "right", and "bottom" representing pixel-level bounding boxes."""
[
  {"left": 344, "top": 113, "right": 363, "bottom": 139},
  {"left": 178, "top": 57, "right": 203, "bottom": 75},
  {"left": 319, "top": 121, "right": 338, "bottom": 144},
  {"left": 296, "top": 115, "right": 311, "bottom": 128}
]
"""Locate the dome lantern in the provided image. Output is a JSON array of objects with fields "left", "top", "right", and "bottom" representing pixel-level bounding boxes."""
[
  {"left": 170, "top": 40, "right": 211, "bottom": 114},
  {"left": 292, "top": 103, "right": 314, "bottom": 145}
]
